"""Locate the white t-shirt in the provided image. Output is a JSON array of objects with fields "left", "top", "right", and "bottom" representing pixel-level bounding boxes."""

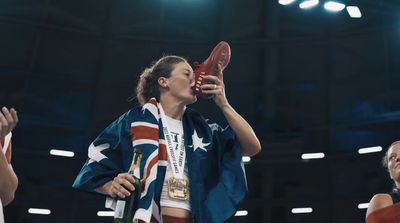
[
  {"left": 160, "top": 116, "right": 191, "bottom": 211},
  {"left": 0, "top": 133, "right": 12, "bottom": 223}
]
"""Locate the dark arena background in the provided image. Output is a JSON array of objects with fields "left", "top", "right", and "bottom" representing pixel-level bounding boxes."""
[{"left": 1, "top": 0, "right": 400, "bottom": 222}]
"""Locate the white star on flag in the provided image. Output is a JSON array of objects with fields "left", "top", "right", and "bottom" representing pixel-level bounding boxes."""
[
  {"left": 88, "top": 143, "right": 110, "bottom": 164},
  {"left": 192, "top": 129, "right": 210, "bottom": 152}
]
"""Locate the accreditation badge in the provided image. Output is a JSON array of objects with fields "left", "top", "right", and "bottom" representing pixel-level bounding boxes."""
[{"left": 167, "top": 177, "right": 189, "bottom": 201}]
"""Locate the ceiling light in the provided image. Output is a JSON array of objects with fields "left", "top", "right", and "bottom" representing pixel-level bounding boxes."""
[
  {"left": 97, "top": 211, "right": 114, "bottom": 217},
  {"left": 299, "top": 0, "right": 319, "bottom": 9},
  {"left": 301, "top": 152, "right": 325, "bottom": 160},
  {"left": 242, "top": 156, "right": 251, "bottom": 162},
  {"left": 235, "top": 210, "right": 248, "bottom": 216},
  {"left": 324, "top": 1, "right": 345, "bottom": 12},
  {"left": 358, "top": 146, "right": 382, "bottom": 154},
  {"left": 279, "top": 0, "right": 296, "bottom": 5},
  {"left": 358, "top": 203, "right": 369, "bottom": 209},
  {"left": 50, "top": 149, "right": 75, "bottom": 157},
  {"left": 28, "top": 208, "right": 51, "bottom": 215},
  {"left": 291, "top": 207, "right": 313, "bottom": 214},
  {"left": 346, "top": 6, "right": 362, "bottom": 18}
]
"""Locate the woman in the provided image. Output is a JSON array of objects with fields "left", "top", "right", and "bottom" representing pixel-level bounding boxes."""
[
  {"left": 73, "top": 55, "right": 261, "bottom": 223},
  {"left": 366, "top": 141, "right": 400, "bottom": 222},
  {"left": 0, "top": 107, "right": 19, "bottom": 223}
]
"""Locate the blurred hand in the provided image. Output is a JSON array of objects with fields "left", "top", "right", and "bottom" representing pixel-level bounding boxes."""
[
  {"left": 200, "top": 63, "right": 229, "bottom": 108},
  {"left": 0, "top": 107, "right": 18, "bottom": 139},
  {"left": 106, "top": 173, "right": 137, "bottom": 198}
]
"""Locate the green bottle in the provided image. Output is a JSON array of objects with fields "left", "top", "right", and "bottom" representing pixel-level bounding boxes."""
[{"left": 113, "top": 148, "right": 142, "bottom": 223}]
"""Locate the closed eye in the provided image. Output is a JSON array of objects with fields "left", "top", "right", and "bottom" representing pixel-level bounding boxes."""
[{"left": 183, "top": 68, "right": 194, "bottom": 77}]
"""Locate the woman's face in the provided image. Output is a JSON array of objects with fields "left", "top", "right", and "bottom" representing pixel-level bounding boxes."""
[
  {"left": 387, "top": 144, "right": 400, "bottom": 181},
  {"left": 162, "top": 61, "right": 197, "bottom": 104}
]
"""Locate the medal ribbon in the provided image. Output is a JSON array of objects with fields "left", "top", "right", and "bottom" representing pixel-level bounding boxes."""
[{"left": 158, "top": 103, "right": 186, "bottom": 179}]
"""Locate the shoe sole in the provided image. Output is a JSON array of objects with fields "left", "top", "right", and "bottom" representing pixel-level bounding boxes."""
[{"left": 192, "top": 41, "right": 231, "bottom": 96}]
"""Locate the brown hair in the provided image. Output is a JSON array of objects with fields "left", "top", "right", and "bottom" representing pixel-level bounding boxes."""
[
  {"left": 136, "top": 55, "right": 187, "bottom": 105},
  {"left": 382, "top": 140, "right": 400, "bottom": 170}
]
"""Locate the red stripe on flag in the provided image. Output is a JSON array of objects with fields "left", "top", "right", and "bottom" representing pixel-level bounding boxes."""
[
  {"left": 132, "top": 126, "right": 158, "bottom": 141},
  {"left": 141, "top": 154, "right": 159, "bottom": 190},
  {"left": 158, "top": 143, "right": 167, "bottom": 161},
  {"left": 148, "top": 98, "right": 157, "bottom": 106},
  {"left": 148, "top": 99, "right": 160, "bottom": 114}
]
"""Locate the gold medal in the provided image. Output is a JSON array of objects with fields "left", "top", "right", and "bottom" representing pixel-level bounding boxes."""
[{"left": 167, "top": 177, "right": 189, "bottom": 200}]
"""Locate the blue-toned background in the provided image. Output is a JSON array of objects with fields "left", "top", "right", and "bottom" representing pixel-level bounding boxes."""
[{"left": 1, "top": 0, "right": 400, "bottom": 222}]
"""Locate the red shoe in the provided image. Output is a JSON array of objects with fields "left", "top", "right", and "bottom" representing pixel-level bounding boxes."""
[{"left": 192, "top": 41, "right": 231, "bottom": 97}]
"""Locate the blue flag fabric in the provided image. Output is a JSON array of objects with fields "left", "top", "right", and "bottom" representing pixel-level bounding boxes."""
[{"left": 72, "top": 99, "right": 247, "bottom": 223}]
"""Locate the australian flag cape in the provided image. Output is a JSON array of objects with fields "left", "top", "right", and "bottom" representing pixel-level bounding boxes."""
[{"left": 72, "top": 98, "right": 247, "bottom": 223}]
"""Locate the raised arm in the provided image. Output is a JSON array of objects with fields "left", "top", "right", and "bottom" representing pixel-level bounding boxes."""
[
  {"left": 219, "top": 104, "right": 261, "bottom": 156},
  {"left": 201, "top": 65, "right": 261, "bottom": 156},
  {"left": 0, "top": 107, "right": 19, "bottom": 206}
]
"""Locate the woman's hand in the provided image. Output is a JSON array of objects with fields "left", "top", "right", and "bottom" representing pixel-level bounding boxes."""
[
  {"left": 0, "top": 107, "right": 18, "bottom": 139},
  {"left": 200, "top": 63, "right": 229, "bottom": 108},
  {"left": 98, "top": 173, "right": 137, "bottom": 198}
]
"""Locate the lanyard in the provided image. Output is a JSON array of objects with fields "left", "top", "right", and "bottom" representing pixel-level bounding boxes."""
[{"left": 158, "top": 103, "right": 186, "bottom": 178}]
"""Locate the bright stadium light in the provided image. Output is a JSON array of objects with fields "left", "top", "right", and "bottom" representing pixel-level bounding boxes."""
[
  {"left": 324, "top": 1, "right": 346, "bottom": 12},
  {"left": 28, "top": 208, "right": 51, "bottom": 215},
  {"left": 346, "top": 6, "right": 362, "bottom": 18},
  {"left": 358, "top": 203, "right": 369, "bottom": 209},
  {"left": 97, "top": 211, "right": 115, "bottom": 217},
  {"left": 301, "top": 152, "right": 325, "bottom": 160},
  {"left": 235, "top": 210, "right": 248, "bottom": 216},
  {"left": 358, "top": 146, "right": 382, "bottom": 154},
  {"left": 242, "top": 156, "right": 251, "bottom": 163},
  {"left": 50, "top": 149, "right": 75, "bottom": 157},
  {"left": 291, "top": 207, "right": 313, "bottom": 214},
  {"left": 299, "top": 0, "right": 319, "bottom": 9},
  {"left": 279, "top": 0, "right": 296, "bottom": 5}
]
